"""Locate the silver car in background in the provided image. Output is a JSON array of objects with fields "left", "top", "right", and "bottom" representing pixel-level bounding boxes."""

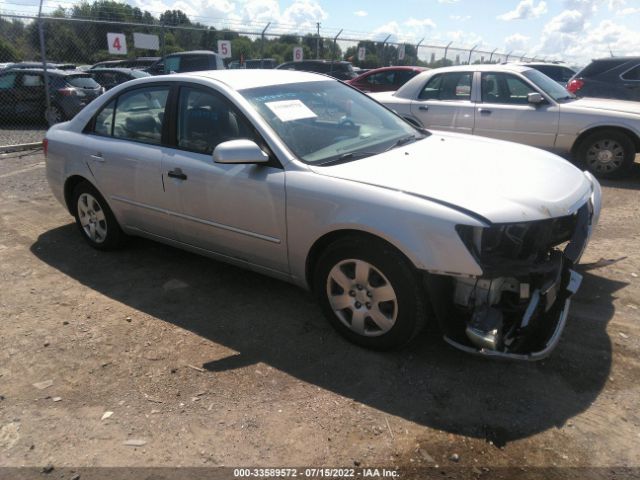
[
  {"left": 371, "top": 64, "right": 640, "bottom": 178},
  {"left": 45, "top": 70, "right": 601, "bottom": 360}
]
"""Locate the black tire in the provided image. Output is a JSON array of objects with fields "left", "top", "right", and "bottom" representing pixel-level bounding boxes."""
[
  {"left": 575, "top": 129, "right": 636, "bottom": 179},
  {"left": 72, "top": 181, "right": 125, "bottom": 250},
  {"left": 314, "top": 236, "right": 427, "bottom": 350}
]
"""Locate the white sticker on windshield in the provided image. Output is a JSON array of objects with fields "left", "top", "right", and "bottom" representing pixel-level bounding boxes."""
[{"left": 265, "top": 100, "right": 317, "bottom": 122}]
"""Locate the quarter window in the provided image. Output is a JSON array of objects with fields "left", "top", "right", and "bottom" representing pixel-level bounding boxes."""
[
  {"left": 419, "top": 72, "right": 472, "bottom": 100},
  {"left": 481, "top": 73, "right": 536, "bottom": 104},
  {"left": 177, "top": 86, "right": 255, "bottom": 155},
  {"left": 22, "top": 74, "right": 43, "bottom": 87},
  {"left": 112, "top": 86, "right": 169, "bottom": 144},
  {"left": 621, "top": 65, "right": 640, "bottom": 81}
]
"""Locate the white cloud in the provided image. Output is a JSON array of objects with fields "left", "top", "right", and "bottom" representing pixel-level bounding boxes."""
[
  {"left": 450, "top": 14, "right": 471, "bottom": 21},
  {"left": 498, "top": 0, "right": 548, "bottom": 20},
  {"left": 617, "top": 6, "right": 640, "bottom": 14},
  {"left": 504, "top": 33, "right": 530, "bottom": 51},
  {"left": 371, "top": 17, "right": 436, "bottom": 43},
  {"left": 280, "top": 0, "right": 327, "bottom": 29},
  {"left": 353, "top": 10, "right": 367, "bottom": 17},
  {"left": 437, "top": 0, "right": 460, "bottom": 3}
]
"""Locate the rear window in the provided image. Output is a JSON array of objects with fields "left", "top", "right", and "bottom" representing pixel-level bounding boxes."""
[
  {"left": 579, "top": 59, "right": 628, "bottom": 77},
  {"left": 66, "top": 75, "right": 100, "bottom": 88}
]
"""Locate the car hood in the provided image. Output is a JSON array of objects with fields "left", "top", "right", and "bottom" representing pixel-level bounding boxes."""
[
  {"left": 309, "top": 131, "right": 592, "bottom": 224},
  {"left": 562, "top": 97, "right": 640, "bottom": 116}
]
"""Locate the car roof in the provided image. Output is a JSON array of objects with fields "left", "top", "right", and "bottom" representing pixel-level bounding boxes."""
[
  {"left": 362, "top": 66, "right": 426, "bottom": 72},
  {"left": 153, "top": 69, "right": 333, "bottom": 90},
  {"left": 0, "top": 67, "right": 72, "bottom": 76},
  {"left": 89, "top": 67, "right": 141, "bottom": 73},
  {"left": 165, "top": 50, "right": 217, "bottom": 56},
  {"left": 590, "top": 56, "right": 640, "bottom": 62},
  {"left": 426, "top": 64, "right": 531, "bottom": 74}
]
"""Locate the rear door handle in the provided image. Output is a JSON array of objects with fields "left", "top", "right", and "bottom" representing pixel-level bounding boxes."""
[
  {"left": 90, "top": 152, "right": 104, "bottom": 162},
  {"left": 419, "top": 105, "right": 429, "bottom": 111},
  {"left": 478, "top": 108, "right": 492, "bottom": 114},
  {"left": 167, "top": 168, "right": 187, "bottom": 181}
]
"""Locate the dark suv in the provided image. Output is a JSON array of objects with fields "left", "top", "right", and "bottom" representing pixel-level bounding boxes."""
[
  {"left": 517, "top": 62, "right": 576, "bottom": 86},
  {"left": 146, "top": 51, "right": 225, "bottom": 75},
  {"left": 275, "top": 60, "right": 357, "bottom": 81},
  {"left": 567, "top": 57, "right": 640, "bottom": 101},
  {"left": 0, "top": 68, "right": 102, "bottom": 125}
]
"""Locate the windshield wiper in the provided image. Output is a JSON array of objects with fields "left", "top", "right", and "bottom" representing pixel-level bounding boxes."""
[
  {"left": 383, "top": 134, "right": 418, "bottom": 152},
  {"left": 317, "top": 151, "right": 379, "bottom": 166}
]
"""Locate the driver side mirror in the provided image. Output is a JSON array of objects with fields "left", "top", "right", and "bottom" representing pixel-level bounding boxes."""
[
  {"left": 528, "top": 92, "right": 544, "bottom": 105},
  {"left": 213, "top": 139, "right": 270, "bottom": 165}
]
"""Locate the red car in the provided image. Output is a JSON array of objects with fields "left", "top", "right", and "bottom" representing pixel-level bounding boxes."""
[{"left": 347, "top": 66, "right": 428, "bottom": 92}]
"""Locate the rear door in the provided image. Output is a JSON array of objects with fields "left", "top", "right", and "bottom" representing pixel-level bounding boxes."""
[
  {"left": 162, "top": 84, "right": 288, "bottom": 273},
  {"left": 473, "top": 71, "right": 559, "bottom": 149},
  {"left": 18, "top": 72, "right": 46, "bottom": 117},
  {"left": 83, "top": 84, "right": 176, "bottom": 239},
  {"left": 410, "top": 71, "right": 475, "bottom": 133}
]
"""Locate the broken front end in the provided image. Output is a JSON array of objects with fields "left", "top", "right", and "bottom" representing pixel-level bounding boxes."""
[{"left": 430, "top": 192, "right": 600, "bottom": 361}]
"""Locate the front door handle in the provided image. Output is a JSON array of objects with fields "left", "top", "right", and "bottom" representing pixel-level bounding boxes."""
[
  {"left": 90, "top": 152, "right": 104, "bottom": 162},
  {"left": 478, "top": 108, "right": 492, "bottom": 114},
  {"left": 419, "top": 105, "right": 429, "bottom": 111},
  {"left": 167, "top": 168, "right": 187, "bottom": 181}
]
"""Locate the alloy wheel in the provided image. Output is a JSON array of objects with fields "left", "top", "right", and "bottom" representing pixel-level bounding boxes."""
[{"left": 77, "top": 193, "right": 107, "bottom": 243}]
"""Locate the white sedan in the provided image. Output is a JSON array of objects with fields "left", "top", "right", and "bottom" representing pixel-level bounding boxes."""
[{"left": 45, "top": 69, "right": 601, "bottom": 359}]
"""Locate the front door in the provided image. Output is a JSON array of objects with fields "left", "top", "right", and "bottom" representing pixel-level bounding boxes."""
[{"left": 163, "top": 85, "right": 288, "bottom": 273}]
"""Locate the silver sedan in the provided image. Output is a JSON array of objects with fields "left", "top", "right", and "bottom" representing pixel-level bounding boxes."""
[
  {"left": 45, "top": 70, "right": 601, "bottom": 360},
  {"left": 371, "top": 64, "right": 640, "bottom": 178}
]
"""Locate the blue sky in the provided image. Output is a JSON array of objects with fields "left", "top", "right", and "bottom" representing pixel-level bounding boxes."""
[{"left": 4, "top": 0, "right": 640, "bottom": 63}]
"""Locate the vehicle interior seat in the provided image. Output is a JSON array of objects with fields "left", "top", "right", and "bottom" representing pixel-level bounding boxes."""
[
  {"left": 123, "top": 114, "right": 161, "bottom": 142},
  {"left": 482, "top": 77, "right": 499, "bottom": 102}
]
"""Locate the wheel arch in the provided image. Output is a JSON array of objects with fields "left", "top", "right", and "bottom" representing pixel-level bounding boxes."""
[
  {"left": 63, "top": 175, "right": 95, "bottom": 215},
  {"left": 571, "top": 125, "right": 640, "bottom": 156},
  {"left": 304, "top": 229, "right": 418, "bottom": 293}
]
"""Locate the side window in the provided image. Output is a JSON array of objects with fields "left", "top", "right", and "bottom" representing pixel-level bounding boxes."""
[
  {"left": 181, "top": 56, "right": 209, "bottom": 72},
  {"left": 112, "top": 86, "right": 169, "bottom": 144},
  {"left": 418, "top": 74, "right": 442, "bottom": 100},
  {"left": 396, "top": 70, "right": 419, "bottom": 85},
  {"left": 367, "top": 72, "right": 394, "bottom": 85},
  {"left": 419, "top": 73, "right": 472, "bottom": 100},
  {"left": 164, "top": 57, "right": 180, "bottom": 73},
  {"left": 482, "top": 73, "right": 535, "bottom": 104},
  {"left": 621, "top": 65, "right": 640, "bottom": 81},
  {"left": 94, "top": 100, "right": 115, "bottom": 136},
  {"left": 177, "top": 86, "right": 256, "bottom": 155},
  {"left": 0, "top": 73, "right": 17, "bottom": 89},
  {"left": 22, "top": 74, "right": 44, "bottom": 87}
]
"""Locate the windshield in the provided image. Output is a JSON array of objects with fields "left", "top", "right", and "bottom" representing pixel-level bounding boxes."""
[
  {"left": 522, "top": 69, "right": 575, "bottom": 101},
  {"left": 130, "top": 70, "right": 151, "bottom": 78},
  {"left": 239, "top": 80, "right": 424, "bottom": 165}
]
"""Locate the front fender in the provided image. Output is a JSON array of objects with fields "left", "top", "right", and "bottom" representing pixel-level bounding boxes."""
[{"left": 285, "top": 171, "right": 485, "bottom": 289}]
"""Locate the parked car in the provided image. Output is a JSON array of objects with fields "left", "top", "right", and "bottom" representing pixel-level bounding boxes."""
[
  {"left": 6, "top": 61, "right": 77, "bottom": 71},
  {"left": 276, "top": 60, "right": 358, "bottom": 80},
  {"left": 44, "top": 70, "right": 601, "bottom": 360},
  {"left": 567, "top": 56, "right": 640, "bottom": 101},
  {"left": 515, "top": 62, "right": 576, "bottom": 86},
  {"left": 91, "top": 57, "right": 160, "bottom": 70},
  {"left": 87, "top": 68, "right": 151, "bottom": 90},
  {"left": 347, "top": 66, "right": 428, "bottom": 92},
  {"left": 0, "top": 68, "right": 102, "bottom": 125},
  {"left": 371, "top": 64, "right": 640, "bottom": 178},
  {"left": 228, "top": 58, "right": 277, "bottom": 69},
  {"left": 146, "top": 51, "right": 224, "bottom": 75}
]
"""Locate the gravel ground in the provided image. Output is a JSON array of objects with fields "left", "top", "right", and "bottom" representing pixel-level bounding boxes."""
[
  {"left": 0, "top": 125, "right": 48, "bottom": 148},
  {"left": 0, "top": 153, "right": 639, "bottom": 480}
]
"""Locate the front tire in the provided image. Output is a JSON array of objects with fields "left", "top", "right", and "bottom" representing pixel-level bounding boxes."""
[
  {"left": 72, "top": 181, "right": 125, "bottom": 250},
  {"left": 575, "top": 129, "right": 635, "bottom": 179},
  {"left": 314, "top": 237, "right": 426, "bottom": 350}
]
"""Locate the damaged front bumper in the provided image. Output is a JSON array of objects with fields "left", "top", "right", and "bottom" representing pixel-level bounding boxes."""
[{"left": 432, "top": 190, "right": 599, "bottom": 361}]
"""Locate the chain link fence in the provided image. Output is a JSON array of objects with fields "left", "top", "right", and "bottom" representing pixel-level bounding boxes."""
[{"left": 0, "top": 12, "right": 542, "bottom": 148}]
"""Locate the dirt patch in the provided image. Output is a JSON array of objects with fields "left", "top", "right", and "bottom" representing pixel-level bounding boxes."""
[{"left": 0, "top": 153, "right": 639, "bottom": 477}]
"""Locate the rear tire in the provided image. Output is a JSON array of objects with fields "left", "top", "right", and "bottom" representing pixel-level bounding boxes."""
[
  {"left": 314, "top": 236, "right": 426, "bottom": 350},
  {"left": 575, "top": 129, "right": 635, "bottom": 179},
  {"left": 72, "top": 181, "right": 125, "bottom": 250}
]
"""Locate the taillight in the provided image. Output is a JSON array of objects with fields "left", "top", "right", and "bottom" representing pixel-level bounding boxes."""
[
  {"left": 57, "top": 87, "right": 77, "bottom": 96},
  {"left": 567, "top": 78, "right": 584, "bottom": 94},
  {"left": 43, "top": 138, "right": 48, "bottom": 157}
]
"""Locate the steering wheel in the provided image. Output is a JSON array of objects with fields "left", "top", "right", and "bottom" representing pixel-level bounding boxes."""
[{"left": 339, "top": 117, "right": 356, "bottom": 128}]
